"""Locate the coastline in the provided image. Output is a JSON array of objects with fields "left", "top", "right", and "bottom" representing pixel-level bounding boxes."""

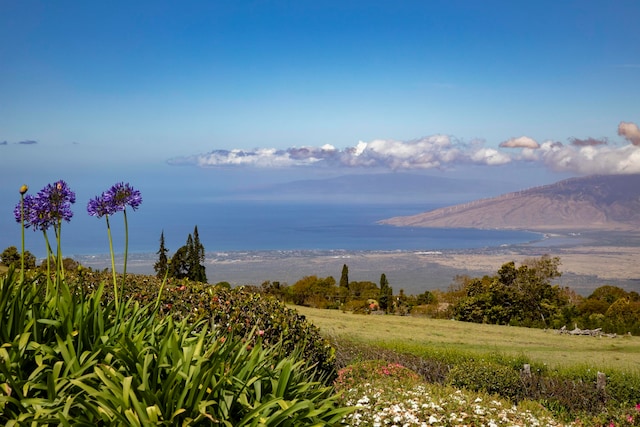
[{"left": 72, "top": 230, "right": 640, "bottom": 296}]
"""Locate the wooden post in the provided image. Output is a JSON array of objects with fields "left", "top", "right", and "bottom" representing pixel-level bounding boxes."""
[
  {"left": 523, "top": 364, "right": 531, "bottom": 378},
  {"left": 597, "top": 372, "right": 606, "bottom": 392}
]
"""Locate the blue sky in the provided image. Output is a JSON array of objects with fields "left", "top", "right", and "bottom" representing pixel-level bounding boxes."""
[{"left": 1, "top": 1, "right": 639, "bottom": 193}]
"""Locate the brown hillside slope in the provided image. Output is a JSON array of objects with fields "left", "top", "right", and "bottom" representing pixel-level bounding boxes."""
[{"left": 380, "top": 174, "right": 640, "bottom": 231}]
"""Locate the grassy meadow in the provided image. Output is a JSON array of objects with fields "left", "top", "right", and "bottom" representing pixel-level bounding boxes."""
[{"left": 294, "top": 305, "right": 640, "bottom": 372}]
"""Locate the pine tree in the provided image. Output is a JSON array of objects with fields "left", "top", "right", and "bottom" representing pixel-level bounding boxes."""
[
  {"left": 378, "top": 273, "right": 393, "bottom": 313},
  {"left": 340, "top": 264, "right": 349, "bottom": 288},
  {"left": 169, "top": 245, "right": 189, "bottom": 279},
  {"left": 153, "top": 231, "right": 169, "bottom": 279},
  {"left": 339, "top": 264, "right": 349, "bottom": 304},
  {"left": 191, "top": 225, "right": 207, "bottom": 282}
]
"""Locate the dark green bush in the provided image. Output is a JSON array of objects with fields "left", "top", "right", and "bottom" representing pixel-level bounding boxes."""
[
  {"left": 446, "top": 360, "right": 523, "bottom": 401},
  {"left": 71, "top": 271, "right": 337, "bottom": 381}
]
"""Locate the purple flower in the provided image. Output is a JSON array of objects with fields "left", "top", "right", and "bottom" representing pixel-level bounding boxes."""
[
  {"left": 14, "top": 180, "right": 76, "bottom": 231},
  {"left": 107, "top": 182, "right": 142, "bottom": 211},
  {"left": 14, "top": 194, "right": 35, "bottom": 227},
  {"left": 87, "top": 182, "right": 142, "bottom": 217},
  {"left": 87, "top": 194, "right": 117, "bottom": 218}
]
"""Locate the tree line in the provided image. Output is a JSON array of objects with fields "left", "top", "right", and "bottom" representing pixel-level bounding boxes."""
[
  {"left": 4, "top": 242, "right": 639, "bottom": 335},
  {"left": 255, "top": 255, "right": 640, "bottom": 335}
]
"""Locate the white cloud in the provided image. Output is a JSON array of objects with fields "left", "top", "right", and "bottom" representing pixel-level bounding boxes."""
[
  {"left": 469, "top": 147, "right": 511, "bottom": 165},
  {"left": 168, "top": 121, "right": 640, "bottom": 175},
  {"left": 499, "top": 136, "right": 540, "bottom": 149},
  {"left": 539, "top": 141, "right": 640, "bottom": 174}
]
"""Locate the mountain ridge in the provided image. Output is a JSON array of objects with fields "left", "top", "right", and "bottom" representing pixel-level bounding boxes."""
[{"left": 379, "top": 174, "right": 640, "bottom": 231}]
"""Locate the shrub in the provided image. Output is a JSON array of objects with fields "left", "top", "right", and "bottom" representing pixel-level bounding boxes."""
[
  {"left": 0, "top": 268, "right": 350, "bottom": 425},
  {"left": 446, "top": 360, "right": 523, "bottom": 401},
  {"left": 128, "top": 278, "right": 337, "bottom": 381},
  {"left": 64, "top": 271, "right": 338, "bottom": 381}
]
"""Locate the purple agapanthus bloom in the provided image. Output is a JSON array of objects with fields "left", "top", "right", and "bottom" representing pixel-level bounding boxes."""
[
  {"left": 14, "top": 180, "right": 76, "bottom": 231},
  {"left": 14, "top": 194, "right": 36, "bottom": 228},
  {"left": 87, "top": 194, "right": 117, "bottom": 218},
  {"left": 106, "top": 182, "right": 142, "bottom": 212},
  {"left": 87, "top": 182, "right": 142, "bottom": 217}
]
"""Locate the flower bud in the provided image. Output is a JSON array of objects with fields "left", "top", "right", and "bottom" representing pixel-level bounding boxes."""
[{"left": 19, "top": 184, "right": 28, "bottom": 195}]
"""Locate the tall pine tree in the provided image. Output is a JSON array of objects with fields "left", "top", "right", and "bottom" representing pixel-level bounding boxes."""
[
  {"left": 154, "top": 231, "right": 169, "bottom": 279},
  {"left": 190, "top": 226, "right": 207, "bottom": 283},
  {"left": 378, "top": 273, "right": 393, "bottom": 313},
  {"left": 339, "top": 264, "right": 349, "bottom": 304}
]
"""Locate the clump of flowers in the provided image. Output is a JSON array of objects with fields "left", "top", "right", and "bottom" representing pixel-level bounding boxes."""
[
  {"left": 15, "top": 180, "right": 76, "bottom": 233},
  {"left": 13, "top": 180, "right": 76, "bottom": 289},
  {"left": 335, "top": 360, "right": 420, "bottom": 391},
  {"left": 87, "top": 182, "right": 142, "bottom": 310},
  {"left": 337, "top": 372, "right": 570, "bottom": 426}
]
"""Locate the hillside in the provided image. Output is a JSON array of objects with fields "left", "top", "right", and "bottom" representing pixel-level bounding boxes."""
[
  {"left": 236, "top": 172, "right": 523, "bottom": 203},
  {"left": 380, "top": 174, "right": 640, "bottom": 231}
]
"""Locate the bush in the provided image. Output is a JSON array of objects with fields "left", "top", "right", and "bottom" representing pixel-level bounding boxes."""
[
  {"left": 67, "top": 271, "right": 338, "bottom": 381},
  {"left": 0, "top": 268, "right": 350, "bottom": 424},
  {"left": 446, "top": 360, "right": 523, "bottom": 401}
]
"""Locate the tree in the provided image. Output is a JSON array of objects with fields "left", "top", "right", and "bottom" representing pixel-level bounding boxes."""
[
  {"left": 339, "top": 264, "right": 349, "bottom": 303},
  {"left": 290, "top": 275, "right": 338, "bottom": 308},
  {"left": 416, "top": 290, "right": 435, "bottom": 305},
  {"left": 154, "top": 231, "right": 169, "bottom": 279},
  {"left": 169, "top": 245, "right": 190, "bottom": 279},
  {"left": 189, "top": 226, "right": 207, "bottom": 283},
  {"left": 452, "top": 256, "right": 567, "bottom": 327},
  {"left": 1, "top": 246, "right": 36, "bottom": 270},
  {"left": 378, "top": 273, "right": 393, "bottom": 313},
  {"left": 340, "top": 264, "right": 349, "bottom": 289},
  {"left": 167, "top": 227, "right": 207, "bottom": 283}
]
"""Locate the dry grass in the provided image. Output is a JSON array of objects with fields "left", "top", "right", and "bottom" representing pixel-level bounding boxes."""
[{"left": 294, "top": 305, "right": 640, "bottom": 372}]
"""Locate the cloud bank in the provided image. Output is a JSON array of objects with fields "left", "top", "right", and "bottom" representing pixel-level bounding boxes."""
[{"left": 168, "top": 121, "right": 640, "bottom": 175}]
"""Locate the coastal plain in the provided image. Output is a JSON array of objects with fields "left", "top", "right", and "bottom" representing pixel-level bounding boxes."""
[{"left": 78, "top": 229, "right": 640, "bottom": 297}]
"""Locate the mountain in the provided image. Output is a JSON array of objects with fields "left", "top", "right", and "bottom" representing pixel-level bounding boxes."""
[
  {"left": 379, "top": 174, "right": 640, "bottom": 231},
  {"left": 237, "top": 172, "right": 524, "bottom": 203}
]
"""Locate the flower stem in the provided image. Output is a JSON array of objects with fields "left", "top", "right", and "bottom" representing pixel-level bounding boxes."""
[
  {"left": 122, "top": 208, "right": 129, "bottom": 297},
  {"left": 55, "top": 220, "right": 65, "bottom": 283},
  {"left": 105, "top": 214, "right": 119, "bottom": 310},
  {"left": 42, "top": 230, "right": 53, "bottom": 299},
  {"left": 19, "top": 194, "right": 25, "bottom": 282}
]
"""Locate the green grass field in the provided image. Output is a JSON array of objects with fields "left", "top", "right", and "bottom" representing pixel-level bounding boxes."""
[{"left": 294, "top": 305, "right": 640, "bottom": 372}]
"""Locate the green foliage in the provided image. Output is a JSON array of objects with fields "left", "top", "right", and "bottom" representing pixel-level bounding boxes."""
[
  {"left": 575, "top": 285, "right": 640, "bottom": 335},
  {"left": 0, "top": 267, "right": 347, "bottom": 424},
  {"left": 447, "top": 360, "right": 523, "bottom": 401},
  {"left": 290, "top": 275, "right": 338, "bottom": 308},
  {"left": 339, "top": 264, "right": 349, "bottom": 290},
  {"left": 0, "top": 246, "right": 36, "bottom": 269},
  {"left": 378, "top": 273, "right": 393, "bottom": 313},
  {"left": 167, "top": 226, "right": 207, "bottom": 283},
  {"left": 452, "top": 255, "right": 568, "bottom": 327}
]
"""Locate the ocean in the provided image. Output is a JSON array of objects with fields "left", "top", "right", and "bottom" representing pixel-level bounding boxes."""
[{"left": 6, "top": 200, "right": 540, "bottom": 259}]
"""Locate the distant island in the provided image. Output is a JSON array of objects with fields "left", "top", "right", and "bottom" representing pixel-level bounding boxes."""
[{"left": 379, "top": 174, "right": 640, "bottom": 232}]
